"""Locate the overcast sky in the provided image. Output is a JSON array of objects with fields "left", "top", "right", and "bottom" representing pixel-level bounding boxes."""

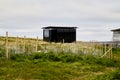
[{"left": 0, "top": 0, "right": 120, "bottom": 41}]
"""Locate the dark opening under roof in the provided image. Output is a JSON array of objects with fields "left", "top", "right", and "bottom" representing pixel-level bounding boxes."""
[{"left": 42, "top": 26, "right": 78, "bottom": 29}]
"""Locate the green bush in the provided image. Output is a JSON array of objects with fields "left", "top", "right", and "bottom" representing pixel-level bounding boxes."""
[
  {"left": 112, "top": 48, "right": 120, "bottom": 54},
  {"left": 0, "top": 47, "right": 5, "bottom": 57},
  {"left": 82, "top": 55, "right": 118, "bottom": 67},
  {"left": 10, "top": 54, "right": 26, "bottom": 62},
  {"left": 9, "top": 52, "right": 120, "bottom": 67}
]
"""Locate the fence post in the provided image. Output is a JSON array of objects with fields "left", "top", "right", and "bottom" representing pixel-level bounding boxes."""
[
  {"left": 6, "top": 32, "right": 8, "bottom": 59},
  {"left": 104, "top": 43, "right": 106, "bottom": 54},
  {"left": 36, "top": 36, "right": 38, "bottom": 52},
  {"left": 23, "top": 36, "right": 26, "bottom": 53},
  {"left": 110, "top": 44, "right": 112, "bottom": 59},
  {"left": 15, "top": 36, "right": 18, "bottom": 54}
]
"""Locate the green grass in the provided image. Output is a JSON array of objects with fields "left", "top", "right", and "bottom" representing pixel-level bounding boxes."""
[
  {"left": 0, "top": 36, "right": 120, "bottom": 80},
  {"left": 90, "top": 69, "right": 120, "bottom": 80},
  {"left": 0, "top": 52, "right": 120, "bottom": 80}
]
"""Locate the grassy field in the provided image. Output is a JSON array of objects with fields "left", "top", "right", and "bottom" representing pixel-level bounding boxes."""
[{"left": 0, "top": 36, "right": 120, "bottom": 80}]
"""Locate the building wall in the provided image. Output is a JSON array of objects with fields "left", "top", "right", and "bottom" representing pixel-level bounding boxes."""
[
  {"left": 113, "top": 31, "right": 120, "bottom": 41},
  {"left": 43, "top": 28, "right": 76, "bottom": 43}
]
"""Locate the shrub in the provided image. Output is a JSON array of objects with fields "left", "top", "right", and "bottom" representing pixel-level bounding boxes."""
[
  {"left": 112, "top": 48, "right": 120, "bottom": 54},
  {"left": 10, "top": 54, "right": 26, "bottom": 62},
  {"left": 0, "top": 47, "right": 5, "bottom": 57}
]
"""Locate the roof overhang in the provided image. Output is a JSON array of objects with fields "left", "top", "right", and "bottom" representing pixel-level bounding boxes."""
[
  {"left": 111, "top": 28, "right": 120, "bottom": 32},
  {"left": 42, "top": 26, "right": 78, "bottom": 29}
]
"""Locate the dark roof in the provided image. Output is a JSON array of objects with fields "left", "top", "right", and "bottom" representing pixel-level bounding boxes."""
[
  {"left": 42, "top": 26, "right": 78, "bottom": 29},
  {"left": 111, "top": 28, "right": 120, "bottom": 31}
]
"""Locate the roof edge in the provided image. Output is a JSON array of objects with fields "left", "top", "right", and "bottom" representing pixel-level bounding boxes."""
[
  {"left": 111, "top": 28, "right": 120, "bottom": 31},
  {"left": 42, "top": 26, "right": 78, "bottom": 29}
]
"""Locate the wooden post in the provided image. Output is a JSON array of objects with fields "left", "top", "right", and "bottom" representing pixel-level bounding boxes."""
[
  {"left": 15, "top": 36, "right": 18, "bottom": 53},
  {"left": 110, "top": 44, "right": 112, "bottom": 59},
  {"left": 101, "top": 48, "right": 112, "bottom": 58},
  {"left": 62, "top": 39, "right": 64, "bottom": 43},
  {"left": 36, "top": 36, "right": 38, "bottom": 52},
  {"left": 23, "top": 36, "right": 26, "bottom": 53},
  {"left": 102, "top": 43, "right": 104, "bottom": 55},
  {"left": 6, "top": 32, "right": 8, "bottom": 59},
  {"left": 104, "top": 43, "right": 106, "bottom": 56}
]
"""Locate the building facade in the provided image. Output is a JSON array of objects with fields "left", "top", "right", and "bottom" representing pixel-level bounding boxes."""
[
  {"left": 111, "top": 28, "right": 120, "bottom": 47},
  {"left": 42, "top": 26, "right": 77, "bottom": 43},
  {"left": 111, "top": 28, "right": 120, "bottom": 41}
]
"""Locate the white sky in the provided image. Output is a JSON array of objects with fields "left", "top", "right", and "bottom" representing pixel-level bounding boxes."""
[{"left": 0, "top": 0, "right": 120, "bottom": 41}]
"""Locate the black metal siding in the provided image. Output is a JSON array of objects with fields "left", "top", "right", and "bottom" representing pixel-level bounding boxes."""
[{"left": 43, "top": 27, "right": 77, "bottom": 43}]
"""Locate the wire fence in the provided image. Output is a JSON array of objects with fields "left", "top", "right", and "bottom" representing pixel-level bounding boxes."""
[{"left": 0, "top": 32, "right": 113, "bottom": 59}]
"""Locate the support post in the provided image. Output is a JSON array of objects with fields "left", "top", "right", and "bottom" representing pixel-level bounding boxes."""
[
  {"left": 6, "top": 32, "right": 8, "bottom": 59},
  {"left": 104, "top": 43, "right": 106, "bottom": 54},
  {"left": 15, "top": 36, "right": 18, "bottom": 53},
  {"left": 23, "top": 36, "right": 26, "bottom": 53},
  {"left": 36, "top": 36, "right": 38, "bottom": 52},
  {"left": 110, "top": 44, "right": 112, "bottom": 59}
]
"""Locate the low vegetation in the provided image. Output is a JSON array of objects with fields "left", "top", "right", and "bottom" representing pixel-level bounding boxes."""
[
  {"left": 0, "top": 36, "right": 120, "bottom": 80},
  {"left": 0, "top": 51, "right": 120, "bottom": 80}
]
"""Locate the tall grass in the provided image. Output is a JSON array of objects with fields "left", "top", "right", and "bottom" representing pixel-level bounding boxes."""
[
  {"left": 91, "top": 69, "right": 120, "bottom": 80},
  {"left": 9, "top": 52, "right": 120, "bottom": 67},
  {"left": 0, "top": 36, "right": 120, "bottom": 80},
  {"left": 0, "top": 52, "right": 119, "bottom": 80}
]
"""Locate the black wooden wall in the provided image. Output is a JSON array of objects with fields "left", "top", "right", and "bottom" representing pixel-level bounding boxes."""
[{"left": 43, "top": 27, "right": 77, "bottom": 43}]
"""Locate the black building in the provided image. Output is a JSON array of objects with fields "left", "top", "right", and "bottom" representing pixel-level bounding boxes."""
[{"left": 42, "top": 26, "right": 77, "bottom": 43}]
